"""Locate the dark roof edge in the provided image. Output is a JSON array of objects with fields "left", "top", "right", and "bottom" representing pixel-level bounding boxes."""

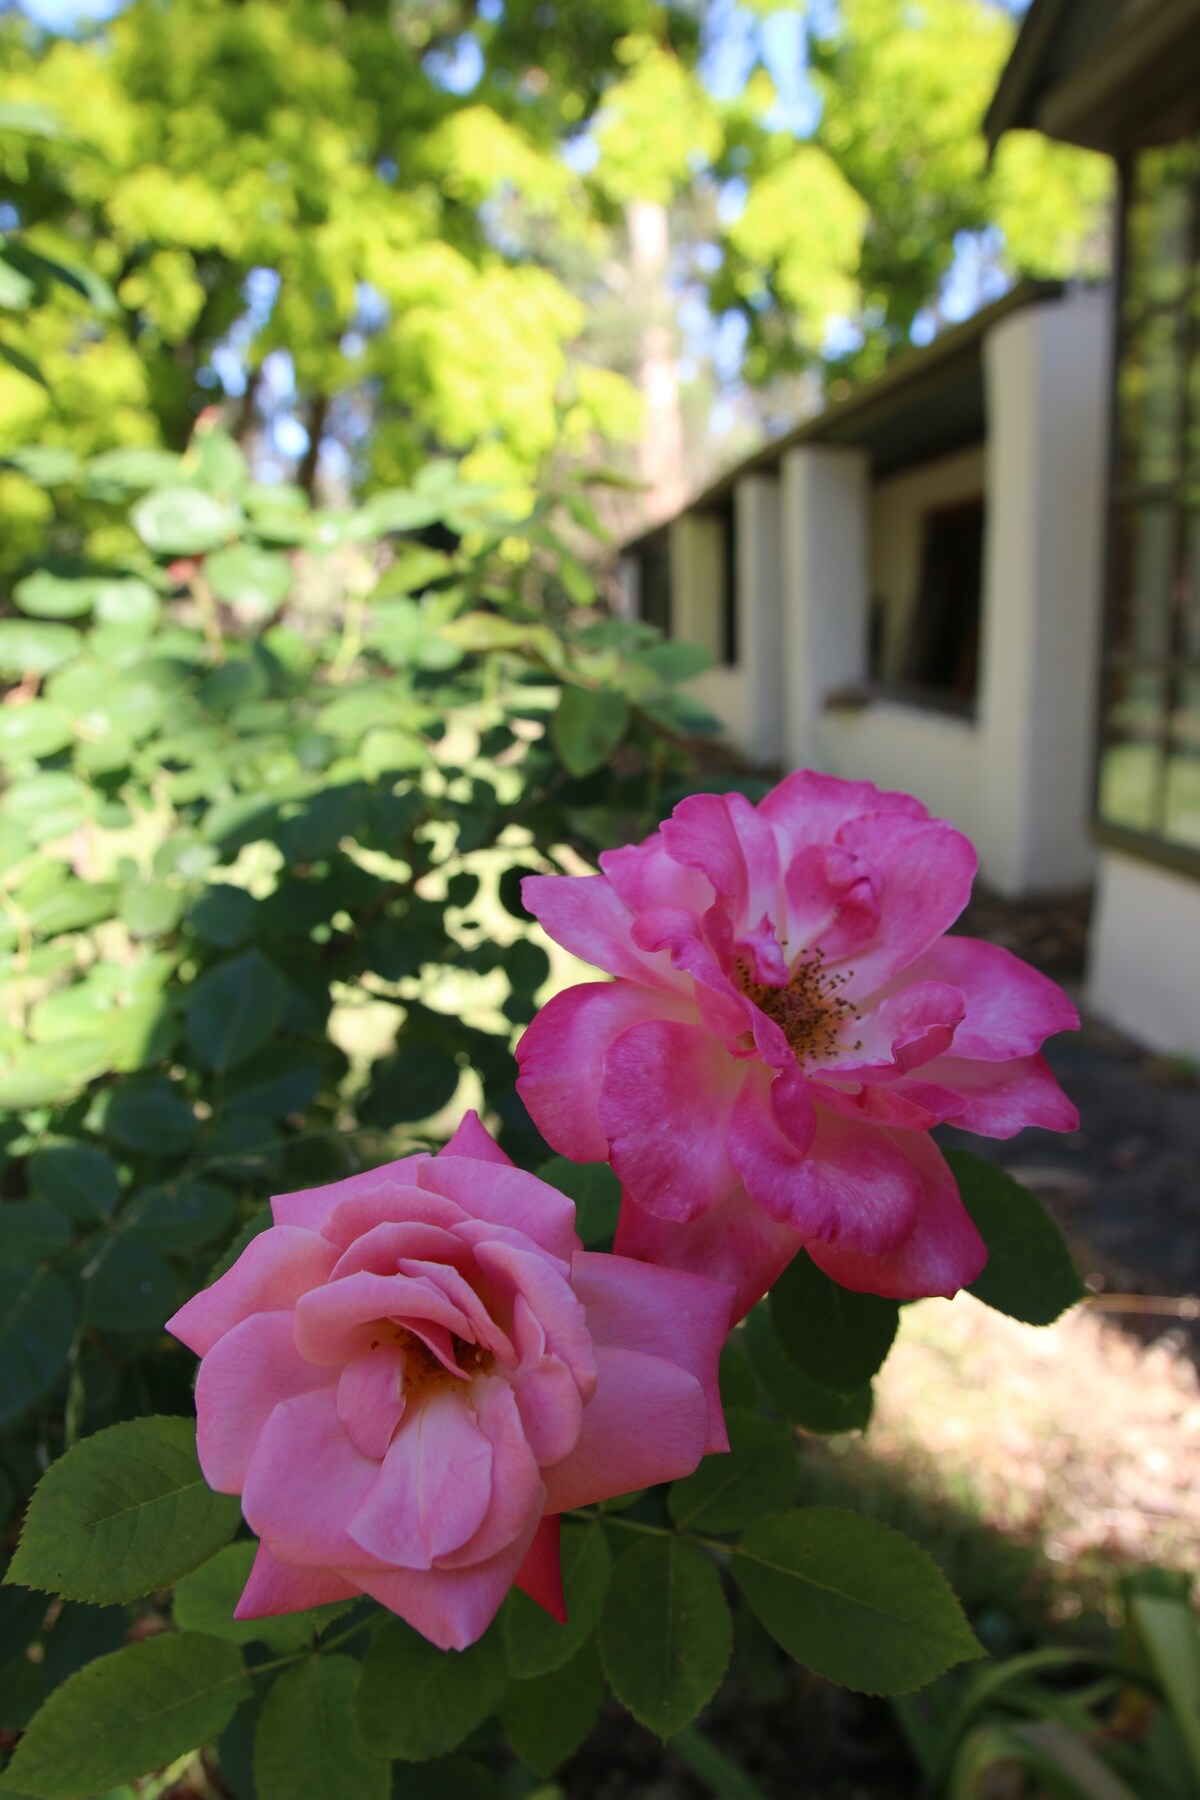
[
  {"left": 621, "top": 278, "right": 1066, "bottom": 549},
  {"left": 983, "top": 0, "right": 1074, "bottom": 149}
]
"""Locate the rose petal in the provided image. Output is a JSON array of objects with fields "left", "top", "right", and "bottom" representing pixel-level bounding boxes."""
[
  {"left": 918, "top": 1051, "right": 1080, "bottom": 1137},
  {"left": 572, "top": 1249, "right": 732, "bottom": 1450},
  {"left": 896, "top": 936, "right": 1080, "bottom": 1059},
  {"left": 826, "top": 816, "right": 977, "bottom": 996},
  {"left": 614, "top": 1188, "right": 800, "bottom": 1326},
  {"left": 356, "top": 1524, "right": 537, "bottom": 1652},
  {"left": 514, "top": 1514, "right": 565, "bottom": 1623},
  {"left": 337, "top": 1345, "right": 407, "bottom": 1461},
  {"left": 516, "top": 981, "right": 681, "bottom": 1163},
  {"left": 167, "top": 1226, "right": 338, "bottom": 1358},
  {"left": 423, "top": 1156, "right": 581, "bottom": 1263},
  {"left": 521, "top": 873, "right": 677, "bottom": 988},
  {"left": 595, "top": 1018, "right": 742, "bottom": 1222},
  {"left": 806, "top": 1133, "right": 988, "bottom": 1299},
  {"left": 347, "top": 1386, "right": 494, "bottom": 1570},
  {"left": 541, "top": 1346, "right": 711, "bottom": 1513},
  {"left": 271, "top": 1156, "right": 428, "bottom": 1231},
  {"left": 195, "top": 1311, "right": 332, "bottom": 1492},
  {"left": 441, "top": 1109, "right": 514, "bottom": 1165},
  {"left": 234, "top": 1540, "right": 358, "bottom": 1620},
  {"left": 242, "top": 1388, "right": 385, "bottom": 1571}
]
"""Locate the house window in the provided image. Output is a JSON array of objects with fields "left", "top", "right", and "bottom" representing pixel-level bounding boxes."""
[
  {"left": 1097, "top": 136, "right": 1200, "bottom": 863},
  {"left": 717, "top": 496, "right": 738, "bottom": 668},
  {"left": 900, "top": 497, "right": 984, "bottom": 709},
  {"left": 638, "top": 528, "right": 672, "bottom": 637}
]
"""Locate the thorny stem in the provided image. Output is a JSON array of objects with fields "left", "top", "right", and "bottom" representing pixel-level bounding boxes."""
[{"left": 566, "top": 1507, "right": 733, "bottom": 1559}]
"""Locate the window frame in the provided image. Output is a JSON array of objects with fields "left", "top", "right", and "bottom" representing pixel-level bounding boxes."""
[{"left": 1093, "top": 137, "right": 1200, "bottom": 878}]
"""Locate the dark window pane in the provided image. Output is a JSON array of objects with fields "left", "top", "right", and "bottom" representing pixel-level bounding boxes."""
[
  {"left": 1185, "top": 513, "right": 1200, "bottom": 659},
  {"left": 901, "top": 498, "right": 984, "bottom": 706},
  {"left": 1165, "top": 674, "right": 1200, "bottom": 849},
  {"left": 1110, "top": 505, "right": 1177, "bottom": 659},
  {"left": 638, "top": 530, "right": 672, "bottom": 636},
  {"left": 1099, "top": 667, "right": 1166, "bottom": 832}
]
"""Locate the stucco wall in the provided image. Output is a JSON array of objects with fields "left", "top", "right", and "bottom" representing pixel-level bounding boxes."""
[{"left": 1088, "top": 850, "right": 1200, "bottom": 1058}]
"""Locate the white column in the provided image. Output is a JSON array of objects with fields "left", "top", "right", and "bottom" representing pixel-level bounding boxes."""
[
  {"left": 780, "top": 445, "right": 870, "bottom": 772},
  {"left": 978, "top": 288, "right": 1113, "bottom": 893},
  {"left": 734, "top": 474, "right": 783, "bottom": 766}
]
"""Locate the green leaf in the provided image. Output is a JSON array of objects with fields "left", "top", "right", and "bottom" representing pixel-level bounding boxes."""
[
  {"left": 222, "top": 1045, "right": 323, "bottom": 1119},
  {"left": 81, "top": 1236, "right": 176, "bottom": 1332},
  {"left": 0, "top": 702, "right": 74, "bottom": 763},
  {"left": 501, "top": 1520, "right": 612, "bottom": 1678},
  {"left": 94, "top": 578, "right": 161, "bottom": 630},
  {"left": 0, "top": 1201, "right": 71, "bottom": 1264},
  {"left": 3, "top": 1630, "right": 250, "bottom": 1799},
  {"left": 205, "top": 545, "right": 292, "bottom": 617},
  {"left": 103, "top": 1077, "right": 199, "bottom": 1156},
  {"left": 769, "top": 1253, "right": 899, "bottom": 1393},
  {"left": 360, "top": 1038, "right": 460, "bottom": 1126},
  {"left": 599, "top": 1536, "right": 731, "bottom": 1739},
  {"left": 0, "top": 621, "right": 82, "bottom": 677},
  {"left": 948, "top": 1151, "right": 1087, "bottom": 1326},
  {"left": 117, "top": 881, "right": 183, "bottom": 939},
  {"left": 187, "top": 883, "right": 259, "bottom": 947},
  {"left": 534, "top": 1156, "right": 620, "bottom": 1247},
  {"left": 254, "top": 1655, "right": 389, "bottom": 1800},
  {"left": 742, "top": 1307, "right": 873, "bottom": 1434},
  {"left": 356, "top": 1619, "right": 508, "bottom": 1760},
  {"left": 0, "top": 1265, "right": 77, "bottom": 1426},
  {"left": 0, "top": 334, "right": 48, "bottom": 388},
  {"left": 498, "top": 1636, "right": 606, "bottom": 1776},
  {"left": 7, "top": 1416, "right": 240, "bottom": 1605},
  {"left": 668, "top": 1409, "right": 798, "bottom": 1533},
  {"left": 131, "top": 487, "right": 239, "bottom": 556},
  {"left": 732, "top": 1509, "right": 983, "bottom": 1695},
  {"left": 12, "top": 573, "right": 94, "bottom": 619},
  {"left": 633, "top": 640, "right": 713, "bottom": 683},
  {"left": 172, "top": 1542, "right": 328, "bottom": 1653},
  {"left": 185, "top": 949, "right": 288, "bottom": 1072},
  {"left": 86, "top": 447, "right": 183, "bottom": 491},
  {"left": 551, "top": 685, "right": 630, "bottom": 777},
  {"left": 0, "top": 1038, "right": 109, "bottom": 1110},
  {"left": 125, "top": 1180, "right": 237, "bottom": 1253},
  {"left": 29, "top": 1143, "right": 119, "bottom": 1222}
]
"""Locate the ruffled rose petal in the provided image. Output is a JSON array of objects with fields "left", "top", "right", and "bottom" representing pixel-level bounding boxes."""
[
  {"left": 347, "top": 1387, "right": 494, "bottom": 1570},
  {"left": 443, "top": 1109, "right": 513, "bottom": 1165},
  {"left": 729, "top": 1089, "right": 920, "bottom": 1253},
  {"left": 599, "top": 833, "right": 713, "bottom": 916},
  {"left": 918, "top": 1051, "right": 1080, "bottom": 1137},
  {"left": 806, "top": 1133, "right": 987, "bottom": 1299},
  {"left": 572, "top": 1250, "right": 732, "bottom": 1450},
  {"left": 897, "top": 936, "right": 1080, "bottom": 1060},
  {"left": 242, "top": 1387, "right": 385, "bottom": 1571},
  {"left": 356, "top": 1524, "right": 537, "bottom": 1653},
  {"left": 424, "top": 1157, "right": 581, "bottom": 1263},
  {"left": 516, "top": 981, "right": 681, "bottom": 1163},
  {"left": 194, "top": 1311, "right": 332, "bottom": 1492},
  {"left": 271, "top": 1157, "right": 428, "bottom": 1231},
  {"left": 827, "top": 981, "right": 966, "bottom": 1078},
  {"left": 167, "top": 1227, "right": 338, "bottom": 1358},
  {"left": 595, "top": 1018, "right": 743, "bottom": 1222},
  {"left": 827, "top": 815, "right": 977, "bottom": 996},
  {"left": 234, "top": 1540, "right": 358, "bottom": 1620},
  {"left": 435, "top": 1377, "right": 546, "bottom": 1569},
  {"left": 614, "top": 1187, "right": 800, "bottom": 1326},
  {"left": 541, "top": 1346, "right": 711, "bottom": 1514},
  {"left": 336, "top": 1346, "right": 407, "bottom": 1461},
  {"left": 521, "top": 873, "right": 678, "bottom": 988},
  {"left": 759, "top": 768, "right": 927, "bottom": 846}
]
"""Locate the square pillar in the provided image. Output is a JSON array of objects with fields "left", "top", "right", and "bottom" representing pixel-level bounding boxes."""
[
  {"left": 979, "top": 288, "right": 1113, "bottom": 892},
  {"left": 734, "top": 473, "right": 783, "bottom": 766},
  {"left": 780, "top": 445, "right": 870, "bottom": 771}
]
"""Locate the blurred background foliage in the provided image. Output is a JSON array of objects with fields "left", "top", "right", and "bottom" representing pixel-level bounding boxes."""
[{"left": 0, "top": 0, "right": 1109, "bottom": 558}]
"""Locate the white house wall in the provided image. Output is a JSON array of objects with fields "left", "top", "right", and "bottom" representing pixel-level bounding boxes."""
[
  {"left": 669, "top": 511, "right": 752, "bottom": 748},
  {"left": 1088, "top": 851, "right": 1200, "bottom": 1058}
]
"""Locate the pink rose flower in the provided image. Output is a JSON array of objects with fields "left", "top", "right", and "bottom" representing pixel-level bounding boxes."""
[
  {"left": 516, "top": 772, "right": 1079, "bottom": 1320},
  {"left": 167, "top": 1113, "right": 730, "bottom": 1652}
]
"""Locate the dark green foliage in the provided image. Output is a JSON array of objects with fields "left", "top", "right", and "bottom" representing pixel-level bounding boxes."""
[{"left": 948, "top": 1151, "right": 1087, "bottom": 1325}]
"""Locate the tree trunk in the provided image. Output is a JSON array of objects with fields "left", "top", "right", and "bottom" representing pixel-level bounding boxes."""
[
  {"left": 626, "top": 199, "right": 688, "bottom": 531},
  {"left": 298, "top": 394, "right": 329, "bottom": 499}
]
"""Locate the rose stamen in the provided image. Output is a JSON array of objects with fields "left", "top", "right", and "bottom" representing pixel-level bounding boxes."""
[{"left": 737, "top": 946, "right": 862, "bottom": 1064}]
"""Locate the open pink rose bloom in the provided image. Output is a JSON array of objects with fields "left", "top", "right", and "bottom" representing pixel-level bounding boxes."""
[
  {"left": 517, "top": 772, "right": 1079, "bottom": 1320},
  {"left": 167, "top": 1113, "right": 730, "bottom": 1651}
]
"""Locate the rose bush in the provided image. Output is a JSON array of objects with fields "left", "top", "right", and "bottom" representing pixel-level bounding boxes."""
[
  {"left": 166, "top": 1112, "right": 732, "bottom": 1652},
  {"left": 517, "top": 771, "right": 1079, "bottom": 1318}
]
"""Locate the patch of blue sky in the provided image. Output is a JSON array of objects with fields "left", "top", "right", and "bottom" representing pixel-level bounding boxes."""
[{"left": 17, "top": 0, "right": 123, "bottom": 28}]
